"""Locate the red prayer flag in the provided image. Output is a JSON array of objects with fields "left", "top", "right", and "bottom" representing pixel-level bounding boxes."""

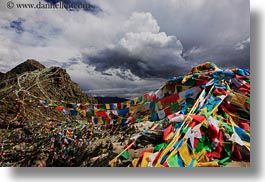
[
  {"left": 163, "top": 124, "right": 173, "bottom": 141},
  {"left": 164, "top": 107, "right": 172, "bottom": 116},
  {"left": 139, "top": 148, "right": 153, "bottom": 159},
  {"left": 192, "top": 115, "right": 206, "bottom": 123},
  {"left": 231, "top": 144, "right": 242, "bottom": 161},
  {"left": 56, "top": 105, "right": 64, "bottom": 111}
]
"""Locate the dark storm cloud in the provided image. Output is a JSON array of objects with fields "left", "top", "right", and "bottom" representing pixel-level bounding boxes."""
[
  {"left": 83, "top": 49, "right": 151, "bottom": 78},
  {"left": 183, "top": 39, "right": 250, "bottom": 70},
  {"left": 83, "top": 48, "right": 190, "bottom": 79}
]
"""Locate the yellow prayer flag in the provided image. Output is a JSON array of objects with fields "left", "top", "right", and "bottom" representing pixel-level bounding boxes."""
[
  {"left": 178, "top": 141, "right": 193, "bottom": 166},
  {"left": 182, "top": 75, "right": 192, "bottom": 84},
  {"left": 105, "top": 104, "right": 110, "bottom": 110},
  {"left": 177, "top": 97, "right": 185, "bottom": 105},
  {"left": 142, "top": 115, "right": 149, "bottom": 122},
  {"left": 230, "top": 91, "right": 248, "bottom": 109},
  {"left": 109, "top": 157, "right": 118, "bottom": 167},
  {"left": 132, "top": 158, "right": 139, "bottom": 167},
  {"left": 197, "top": 161, "right": 219, "bottom": 167},
  {"left": 126, "top": 100, "right": 131, "bottom": 107},
  {"left": 130, "top": 104, "right": 144, "bottom": 113},
  {"left": 212, "top": 107, "right": 218, "bottom": 117},
  {"left": 141, "top": 152, "right": 152, "bottom": 167},
  {"left": 162, "top": 87, "right": 168, "bottom": 94},
  {"left": 182, "top": 85, "right": 192, "bottom": 91},
  {"left": 117, "top": 117, "right": 122, "bottom": 125},
  {"left": 243, "top": 141, "right": 250, "bottom": 151},
  {"left": 199, "top": 107, "right": 207, "bottom": 115},
  {"left": 194, "top": 149, "right": 209, "bottom": 163},
  {"left": 98, "top": 117, "right": 103, "bottom": 125},
  {"left": 157, "top": 101, "right": 163, "bottom": 110},
  {"left": 133, "top": 97, "right": 138, "bottom": 104}
]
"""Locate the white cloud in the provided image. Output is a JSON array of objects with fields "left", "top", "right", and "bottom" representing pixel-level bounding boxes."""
[
  {"left": 123, "top": 12, "right": 160, "bottom": 33},
  {"left": 235, "top": 37, "right": 250, "bottom": 51}
]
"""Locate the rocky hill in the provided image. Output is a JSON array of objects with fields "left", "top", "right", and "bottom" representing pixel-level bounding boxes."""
[
  {"left": 0, "top": 59, "right": 45, "bottom": 83},
  {"left": 0, "top": 59, "right": 96, "bottom": 128}
]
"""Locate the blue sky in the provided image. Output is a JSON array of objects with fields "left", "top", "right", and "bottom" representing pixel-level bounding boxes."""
[{"left": 0, "top": 0, "right": 250, "bottom": 98}]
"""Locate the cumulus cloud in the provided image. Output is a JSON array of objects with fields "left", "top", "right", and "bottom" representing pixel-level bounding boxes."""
[
  {"left": 84, "top": 12, "right": 188, "bottom": 79},
  {"left": 123, "top": 12, "right": 160, "bottom": 33}
]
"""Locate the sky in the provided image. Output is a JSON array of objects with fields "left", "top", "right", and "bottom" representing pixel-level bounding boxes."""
[{"left": 0, "top": 0, "right": 250, "bottom": 98}]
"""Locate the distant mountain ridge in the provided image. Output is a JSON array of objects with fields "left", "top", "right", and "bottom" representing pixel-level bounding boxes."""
[{"left": 95, "top": 96, "right": 128, "bottom": 104}]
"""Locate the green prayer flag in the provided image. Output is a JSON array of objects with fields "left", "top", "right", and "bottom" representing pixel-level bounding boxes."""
[
  {"left": 195, "top": 141, "right": 204, "bottom": 153},
  {"left": 185, "top": 79, "right": 197, "bottom": 86},
  {"left": 138, "top": 96, "right": 143, "bottom": 102},
  {"left": 199, "top": 135, "right": 212, "bottom": 152},
  {"left": 167, "top": 153, "right": 179, "bottom": 167},
  {"left": 204, "top": 145, "right": 212, "bottom": 152},
  {"left": 154, "top": 143, "right": 167, "bottom": 152},
  {"left": 181, "top": 127, "right": 190, "bottom": 134},
  {"left": 224, "top": 112, "right": 229, "bottom": 119},
  {"left": 121, "top": 150, "right": 130, "bottom": 160},
  {"left": 219, "top": 156, "right": 231, "bottom": 166},
  {"left": 100, "top": 104, "right": 106, "bottom": 110},
  {"left": 204, "top": 111, "right": 212, "bottom": 119},
  {"left": 176, "top": 85, "right": 183, "bottom": 92},
  {"left": 245, "top": 78, "right": 250, "bottom": 83},
  {"left": 246, "top": 97, "right": 250, "bottom": 103},
  {"left": 136, "top": 117, "right": 142, "bottom": 123},
  {"left": 223, "top": 142, "right": 233, "bottom": 156},
  {"left": 171, "top": 102, "right": 179, "bottom": 113},
  {"left": 221, "top": 123, "right": 233, "bottom": 135}
]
